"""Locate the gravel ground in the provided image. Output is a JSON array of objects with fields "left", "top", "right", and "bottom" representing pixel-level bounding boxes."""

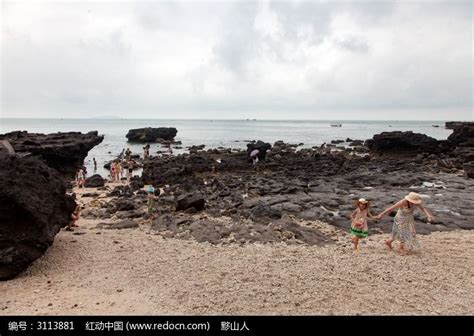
[{"left": 1, "top": 212, "right": 472, "bottom": 315}]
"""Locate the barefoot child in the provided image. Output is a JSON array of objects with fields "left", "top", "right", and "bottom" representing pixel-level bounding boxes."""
[
  {"left": 350, "top": 198, "right": 375, "bottom": 250},
  {"left": 377, "top": 192, "right": 434, "bottom": 254}
]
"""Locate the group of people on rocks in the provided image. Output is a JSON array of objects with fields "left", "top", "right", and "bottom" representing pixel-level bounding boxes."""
[
  {"left": 109, "top": 159, "right": 134, "bottom": 183},
  {"left": 350, "top": 192, "right": 434, "bottom": 254}
]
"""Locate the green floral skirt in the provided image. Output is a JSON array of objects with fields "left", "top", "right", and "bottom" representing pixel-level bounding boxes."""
[{"left": 350, "top": 227, "right": 368, "bottom": 238}]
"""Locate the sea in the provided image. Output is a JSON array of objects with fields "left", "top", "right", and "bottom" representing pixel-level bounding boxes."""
[{"left": 0, "top": 118, "right": 453, "bottom": 176}]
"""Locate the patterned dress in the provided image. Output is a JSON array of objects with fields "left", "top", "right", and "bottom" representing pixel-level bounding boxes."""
[
  {"left": 392, "top": 205, "right": 421, "bottom": 250},
  {"left": 350, "top": 208, "right": 369, "bottom": 238}
]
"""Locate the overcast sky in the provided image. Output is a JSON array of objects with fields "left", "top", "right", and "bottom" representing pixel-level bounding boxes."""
[{"left": 1, "top": 0, "right": 472, "bottom": 120}]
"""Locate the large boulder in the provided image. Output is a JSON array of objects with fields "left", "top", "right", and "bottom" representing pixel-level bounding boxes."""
[
  {"left": 176, "top": 193, "right": 205, "bottom": 211},
  {"left": 84, "top": 174, "right": 105, "bottom": 188},
  {"left": 0, "top": 131, "right": 104, "bottom": 178},
  {"left": 0, "top": 154, "right": 76, "bottom": 280},
  {"left": 366, "top": 131, "right": 440, "bottom": 155},
  {"left": 247, "top": 140, "right": 272, "bottom": 160},
  {"left": 126, "top": 127, "right": 178, "bottom": 143}
]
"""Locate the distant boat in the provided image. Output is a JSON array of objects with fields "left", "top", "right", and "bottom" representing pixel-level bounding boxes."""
[
  {"left": 331, "top": 124, "right": 342, "bottom": 127},
  {"left": 432, "top": 125, "right": 440, "bottom": 128}
]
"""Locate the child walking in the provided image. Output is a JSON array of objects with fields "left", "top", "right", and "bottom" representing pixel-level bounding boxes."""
[
  {"left": 350, "top": 198, "right": 375, "bottom": 250},
  {"left": 147, "top": 185, "right": 159, "bottom": 219}
]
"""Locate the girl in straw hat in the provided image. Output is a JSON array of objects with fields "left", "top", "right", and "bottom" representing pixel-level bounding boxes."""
[
  {"left": 377, "top": 192, "right": 434, "bottom": 254},
  {"left": 350, "top": 198, "right": 375, "bottom": 250}
]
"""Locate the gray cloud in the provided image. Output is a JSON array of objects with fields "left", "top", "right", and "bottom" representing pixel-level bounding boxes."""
[{"left": 0, "top": 0, "right": 472, "bottom": 120}]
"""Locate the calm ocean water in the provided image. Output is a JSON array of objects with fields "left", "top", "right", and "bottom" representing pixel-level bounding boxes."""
[{"left": 0, "top": 118, "right": 453, "bottom": 176}]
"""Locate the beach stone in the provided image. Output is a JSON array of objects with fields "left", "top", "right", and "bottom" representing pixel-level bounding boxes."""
[
  {"left": 250, "top": 203, "right": 282, "bottom": 221},
  {"left": 115, "top": 199, "right": 135, "bottom": 212},
  {"left": 0, "top": 154, "right": 75, "bottom": 280},
  {"left": 126, "top": 127, "right": 177, "bottom": 143},
  {"left": 82, "top": 192, "right": 100, "bottom": 198},
  {"left": 176, "top": 193, "right": 205, "bottom": 211},
  {"left": 84, "top": 174, "right": 105, "bottom": 188},
  {"left": 115, "top": 210, "right": 145, "bottom": 219},
  {"left": 0, "top": 131, "right": 103, "bottom": 177},
  {"left": 96, "top": 220, "right": 138, "bottom": 230},
  {"left": 463, "top": 162, "right": 474, "bottom": 178}
]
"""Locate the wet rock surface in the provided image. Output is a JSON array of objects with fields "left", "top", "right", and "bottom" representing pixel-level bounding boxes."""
[
  {"left": 0, "top": 131, "right": 104, "bottom": 177},
  {"left": 0, "top": 154, "right": 75, "bottom": 280}
]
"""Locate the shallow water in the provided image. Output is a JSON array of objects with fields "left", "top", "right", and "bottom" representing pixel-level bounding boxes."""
[{"left": 0, "top": 118, "right": 453, "bottom": 176}]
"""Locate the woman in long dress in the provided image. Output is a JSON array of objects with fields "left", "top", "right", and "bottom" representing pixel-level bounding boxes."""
[{"left": 377, "top": 192, "right": 434, "bottom": 254}]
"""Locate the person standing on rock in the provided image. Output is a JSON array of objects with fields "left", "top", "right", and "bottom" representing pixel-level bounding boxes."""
[
  {"left": 125, "top": 148, "right": 132, "bottom": 161},
  {"left": 377, "top": 192, "right": 434, "bottom": 254},
  {"left": 350, "top": 198, "right": 375, "bottom": 250},
  {"left": 116, "top": 160, "right": 123, "bottom": 182},
  {"left": 127, "top": 160, "right": 134, "bottom": 183},
  {"left": 143, "top": 144, "right": 150, "bottom": 159},
  {"left": 76, "top": 168, "right": 85, "bottom": 188},
  {"left": 110, "top": 161, "right": 117, "bottom": 182},
  {"left": 93, "top": 158, "right": 97, "bottom": 172}
]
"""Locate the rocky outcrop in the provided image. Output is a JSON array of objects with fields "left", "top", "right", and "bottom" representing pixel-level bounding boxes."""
[
  {"left": 84, "top": 174, "right": 105, "bottom": 188},
  {"left": 366, "top": 131, "right": 441, "bottom": 155},
  {"left": 0, "top": 131, "right": 104, "bottom": 177},
  {"left": 0, "top": 154, "right": 76, "bottom": 280},
  {"left": 448, "top": 124, "right": 474, "bottom": 146},
  {"left": 126, "top": 127, "right": 178, "bottom": 143},
  {"left": 445, "top": 121, "right": 474, "bottom": 130}
]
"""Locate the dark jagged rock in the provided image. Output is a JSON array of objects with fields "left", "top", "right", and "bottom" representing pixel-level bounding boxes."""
[
  {"left": 84, "top": 174, "right": 105, "bottom": 188},
  {"left": 448, "top": 124, "right": 474, "bottom": 146},
  {"left": 0, "top": 131, "right": 104, "bottom": 177},
  {"left": 176, "top": 193, "right": 205, "bottom": 211},
  {"left": 464, "top": 163, "right": 474, "bottom": 178},
  {"left": 247, "top": 140, "right": 272, "bottom": 160},
  {"left": 250, "top": 203, "right": 282, "bottom": 221},
  {"left": 0, "top": 154, "right": 76, "bottom": 280},
  {"left": 126, "top": 127, "right": 177, "bottom": 143},
  {"left": 367, "top": 131, "right": 441, "bottom": 155},
  {"left": 445, "top": 121, "right": 474, "bottom": 130}
]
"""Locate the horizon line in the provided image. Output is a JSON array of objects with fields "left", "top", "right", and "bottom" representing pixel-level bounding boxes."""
[{"left": 1, "top": 117, "right": 469, "bottom": 122}]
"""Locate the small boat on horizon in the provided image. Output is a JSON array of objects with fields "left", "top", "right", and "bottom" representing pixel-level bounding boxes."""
[
  {"left": 432, "top": 125, "right": 440, "bottom": 128},
  {"left": 330, "top": 124, "right": 342, "bottom": 127}
]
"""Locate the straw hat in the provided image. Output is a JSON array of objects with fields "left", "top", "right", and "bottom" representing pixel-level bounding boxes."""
[
  {"left": 358, "top": 198, "right": 368, "bottom": 204},
  {"left": 405, "top": 192, "right": 422, "bottom": 204}
]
